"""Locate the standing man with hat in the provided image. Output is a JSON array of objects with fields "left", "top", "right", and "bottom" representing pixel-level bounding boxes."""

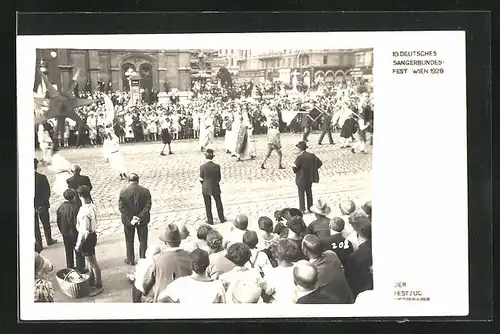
[
  {"left": 199, "top": 149, "right": 226, "bottom": 225},
  {"left": 292, "top": 141, "right": 323, "bottom": 214},
  {"left": 317, "top": 108, "right": 334, "bottom": 145},
  {"left": 118, "top": 173, "right": 152, "bottom": 265}
]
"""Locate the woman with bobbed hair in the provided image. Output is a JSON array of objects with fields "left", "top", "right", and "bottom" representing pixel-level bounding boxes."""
[{"left": 286, "top": 216, "right": 308, "bottom": 262}]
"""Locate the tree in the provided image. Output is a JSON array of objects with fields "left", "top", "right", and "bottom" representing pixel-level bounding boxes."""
[{"left": 216, "top": 67, "right": 233, "bottom": 88}]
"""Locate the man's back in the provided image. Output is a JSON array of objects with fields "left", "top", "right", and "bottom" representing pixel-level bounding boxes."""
[
  {"left": 149, "top": 250, "right": 193, "bottom": 301},
  {"left": 119, "top": 184, "right": 152, "bottom": 223},
  {"left": 67, "top": 175, "right": 92, "bottom": 191},
  {"left": 200, "top": 161, "right": 221, "bottom": 195},
  {"left": 344, "top": 241, "right": 373, "bottom": 297},
  {"left": 311, "top": 250, "right": 354, "bottom": 304},
  {"left": 294, "top": 152, "right": 322, "bottom": 186},
  {"left": 296, "top": 287, "right": 342, "bottom": 304},
  {"left": 322, "top": 233, "right": 354, "bottom": 266},
  {"left": 56, "top": 201, "right": 79, "bottom": 236},
  {"left": 34, "top": 171, "right": 50, "bottom": 207},
  {"left": 207, "top": 251, "right": 237, "bottom": 279}
]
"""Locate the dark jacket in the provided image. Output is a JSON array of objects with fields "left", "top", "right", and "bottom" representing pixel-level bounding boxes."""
[
  {"left": 321, "top": 233, "right": 354, "bottom": 267},
  {"left": 311, "top": 250, "right": 354, "bottom": 304},
  {"left": 56, "top": 201, "right": 79, "bottom": 236},
  {"left": 307, "top": 218, "right": 331, "bottom": 240},
  {"left": 293, "top": 151, "right": 323, "bottom": 187},
  {"left": 66, "top": 174, "right": 92, "bottom": 192},
  {"left": 143, "top": 249, "right": 193, "bottom": 302},
  {"left": 296, "top": 286, "right": 342, "bottom": 304},
  {"left": 200, "top": 161, "right": 221, "bottom": 196},
  {"left": 321, "top": 113, "right": 333, "bottom": 131},
  {"left": 344, "top": 241, "right": 373, "bottom": 298},
  {"left": 34, "top": 171, "right": 50, "bottom": 208},
  {"left": 118, "top": 183, "right": 152, "bottom": 226}
]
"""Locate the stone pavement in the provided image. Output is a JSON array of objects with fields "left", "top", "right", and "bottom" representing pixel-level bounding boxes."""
[{"left": 34, "top": 131, "right": 372, "bottom": 302}]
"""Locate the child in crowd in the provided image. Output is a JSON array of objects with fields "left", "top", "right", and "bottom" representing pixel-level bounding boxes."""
[
  {"left": 127, "top": 245, "right": 162, "bottom": 303},
  {"left": 257, "top": 216, "right": 279, "bottom": 250}
]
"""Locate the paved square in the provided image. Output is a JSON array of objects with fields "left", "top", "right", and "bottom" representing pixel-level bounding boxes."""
[{"left": 36, "top": 131, "right": 372, "bottom": 240}]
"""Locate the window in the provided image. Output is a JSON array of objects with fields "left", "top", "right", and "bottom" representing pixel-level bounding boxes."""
[{"left": 323, "top": 56, "right": 328, "bottom": 65}]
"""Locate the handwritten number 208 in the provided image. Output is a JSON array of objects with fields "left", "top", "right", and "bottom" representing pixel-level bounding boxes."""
[{"left": 331, "top": 242, "right": 350, "bottom": 250}]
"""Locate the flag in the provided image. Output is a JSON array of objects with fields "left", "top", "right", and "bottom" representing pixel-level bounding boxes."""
[
  {"left": 281, "top": 109, "right": 299, "bottom": 125},
  {"left": 103, "top": 93, "right": 115, "bottom": 125}
]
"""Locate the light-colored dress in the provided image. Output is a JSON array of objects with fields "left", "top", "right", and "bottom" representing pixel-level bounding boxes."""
[
  {"left": 103, "top": 132, "right": 127, "bottom": 174},
  {"left": 199, "top": 113, "right": 214, "bottom": 148},
  {"left": 239, "top": 112, "right": 256, "bottom": 160},
  {"left": 50, "top": 153, "right": 72, "bottom": 197}
]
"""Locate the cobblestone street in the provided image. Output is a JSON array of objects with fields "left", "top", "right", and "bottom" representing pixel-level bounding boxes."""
[
  {"left": 34, "top": 131, "right": 372, "bottom": 302},
  {"left": 36, "top": 131, "right": 372, "bottom": 239}
]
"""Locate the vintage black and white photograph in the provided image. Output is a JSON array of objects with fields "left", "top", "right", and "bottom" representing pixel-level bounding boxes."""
[
  {"left": 32, "top": 47, "right": 374, "bottom": 304},
  {"left": 18, "top": 30, "right": 470, "bottom": 319}
]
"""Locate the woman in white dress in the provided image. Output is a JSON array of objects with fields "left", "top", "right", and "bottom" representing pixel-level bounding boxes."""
[
  {"left": 237, "top": 110, "right": 256, "bottom": 161},
  {"left": 49, "top": 146, "right": 72, "bottom": 197},
  {"left": 103, "top": 129, "right": 127, "bottom": 180},
  {"left": 223, "top": 109, "right": 234, "bottom": 154},
  {"left": 199, "top": 111, "right": 214, "bottom": 152},
  {"left": 124, "top": 113, "right": 135, "bottom": 142},
  {"left": 37, "top": 123, "right": 53, "bottom": 165},
  {"left": 192, "top": 111, "right": 200, "bottom": 139}
]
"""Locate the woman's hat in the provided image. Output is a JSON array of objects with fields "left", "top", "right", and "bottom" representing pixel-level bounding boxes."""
[
  {"left": 310, "top": 199, "right": 332, "bottom": 217},
  {"left": 296, "top": 141, "right": 308, "bottom": 150}
]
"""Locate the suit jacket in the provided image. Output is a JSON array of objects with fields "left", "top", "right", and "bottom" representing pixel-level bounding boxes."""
[
  {"left": 322, "top": 233, "right": 354, "bottom": 267},
  {"left": 118, "top": 183, "right": 152, "bottom": 226},
  {"left": 66, "top": 174, "right": 92, "bottom": 191},
  {"left": 34, "top": 171, "right": 51, "bottom": 208},
  {"left": 344, "top": 241, "right": 373, "bottom": 298},
  {"left": 296, "top": 287, "right": 342, "bottom": 304},
  {"left": 200, "top": 161, "right": 221, "bottom": 196},
  {"left": 293, "top": 151, "right": 323, "bottom": 187},
  {"left": 311, "top": 250, "right": 354, "bottom": 304},
  {"left": 321, "top": 113, "right": 333, "bottom": 130},
  {"left": 56, "top": 201, "right": 79, "bottom": 236}
]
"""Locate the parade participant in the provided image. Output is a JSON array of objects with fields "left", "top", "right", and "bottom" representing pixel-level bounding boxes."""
[
  {"left": 224, "top": 109, "right": 234, "bottom": 154},
  {"left": 119, "top": 173, "right": 152, "bottom": 265},
  {"left": 301, "top": 113, "right": 312, "bottom": 142},
  {"left": 199, "top": 149, "right": 226, "bottom": 225},
  {"left": 199, "top": 110, "right": 215, "bottom": 152},
  {"left": 261, "top": 117, "right": 285, "bottom": 170},
  {"left": 35, "top": 158, "right": 57, "bottom": 249},
  {"left": 37, "top": 123, "right": 53, "bottom": 166},
  {"left": 103, "top": 128, "right": 128, "bottom": 180},
  {"left": 231, "top": 108, "right": 243, "bottom": 157},
  {"left": 159, "top": 115, "right": 173, "bottom": 156},
  {"left": 292, "top": 141, "right": 323, "bottom": 213},
  {"left": 351, "top": 114, "right": 369, "bottom": 154},
  {"left": 236, "top": 108, "right": 256, "bottom": 161},
  {"left": 49, "top": 145, "right": 73, "bottom": 197},
  {"left": 317, "top": 107, "right": 334, "bottom": 145}
]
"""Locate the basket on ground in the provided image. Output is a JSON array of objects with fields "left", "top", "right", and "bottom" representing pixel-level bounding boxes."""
[{"left": 56, "top": 268, "right": 91, "bottom": 299}]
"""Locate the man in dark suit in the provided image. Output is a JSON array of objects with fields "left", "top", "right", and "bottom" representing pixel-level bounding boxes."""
[
  {"left": 294, "top": 261, "right": 342, "bottom": 304},
  {"left": 301, "top": 113, "right": 312, "bottom": 142},
  {"left": 66, "top": 164, "right": 93, "bottom": 204},
  {"left": 34, "top": 158, "right": 57, "bottom": 249},
  {"left": 199, "top": 149, "right": 226, "bottom": 225},
  {"left": 344, "top": 214, "right": 373, "bottom": 298},
  {"left": 317, "top": 110, "right": 334, "bottom": 145},
  {"left": 292, "top": 141, "right": 323, "bottom": 213},
  {"left": 56, "top": 189, "right": 85, "bottom": 271},
  {"left": 118, "top": 173, "right": 152, "bottom": 265}
]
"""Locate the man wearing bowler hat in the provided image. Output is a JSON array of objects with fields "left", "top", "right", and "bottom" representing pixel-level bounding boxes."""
[
  {"left": 143, "top": 223, "right": 192, "bottom": 302},
  {"left": 292, "top": 141, "right": 323, "bottom": 213},
  {"left": 199, "top": 149, "right": 226, "bottom": 225}
]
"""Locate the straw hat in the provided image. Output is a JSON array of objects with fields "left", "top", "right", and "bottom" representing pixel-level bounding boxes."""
[{"left": 309, "top": 199, "right": 332, "bottom": 217}]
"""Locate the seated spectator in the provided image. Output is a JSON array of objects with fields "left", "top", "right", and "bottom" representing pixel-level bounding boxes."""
[
  {"left": 224, "top": 214, "right": 249, "bottom": 248},
  {"left": 157, "top": 249, "right": 226, "bottom": 304},
  {"left": 321, "top": 217, "right": 354, "bottom": 266},
  {"left": 256, "top": 216, "right": 279, "bottom": 250},
  {"left": 361, "top": 201, "right": 372, "bottom": 220},
  {"left": 143, "top": 224, "right": 193, "bottom": 302},
  {"left": 263, "top": 239, "right": 298, "bottom": 303},
  {"left": 194, "top": 224, "right": 213, "bottom": 252},
  {"left": 272, "top": 210, "right": 289, "bottom": 238},
  {"left": 344, "top": 210, "right": 369, "bottom": 251},
  {"left": 344, "top": 214, "right": 373, "bottom": 298},
  {"left": 128, "top": 245, "right": 161, "bottom": 303},
  {"left": 286, "top": 216, "right": 308, "bottom": 262},
  {"left": 206, "top": 230, "right": 237, "bottom": 279},
  {"left": 308, "top": 199, "right": 333, "bottom": 240},
  {"left": 302, "top": 234, "right": 354, "bottom": 304},
  {"left": 218, "top": 243, "right": 270, "bottom": 302},
  {"left": 34, "top": 252, "right": 54, "bottom": 302},
  {"left": 243, "top": 231, "right": 272, "bottom": 275},
  {"left": 227, "top": 276, "right": 263, "bottom": 304},
  {"left": 293, "top": 261, "right": 341, "bottom": 304}
]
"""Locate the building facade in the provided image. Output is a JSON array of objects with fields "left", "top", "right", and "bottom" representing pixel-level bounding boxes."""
[
  {"left": 35, "top": 49, "right": 193, "bottom": 94},
  {"left": 237, "top": 48, "right": 373, "bottom": 84}
]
